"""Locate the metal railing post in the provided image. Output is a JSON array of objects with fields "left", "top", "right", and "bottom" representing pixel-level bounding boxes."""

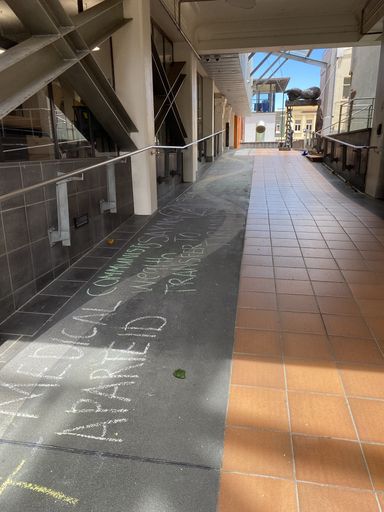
[
  {"left": 368, "top": 104, "right": 374, "bottom": 129},
  {"left": 100, "top": 163, "right": 117, "bottom": 214}
]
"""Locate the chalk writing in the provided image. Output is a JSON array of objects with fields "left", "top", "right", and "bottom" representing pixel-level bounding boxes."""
[
  {"left": 56, "top": 316, "right": 167, "bottom": 443},
  {"left": 0, "top": 460, "right": 79, "bottom": 506},
  {"left": 57, "top": 418, "right": 129, "bottom": 443},
  {"left": 0, "top": 190, "right": 237, "bottom": 452}
]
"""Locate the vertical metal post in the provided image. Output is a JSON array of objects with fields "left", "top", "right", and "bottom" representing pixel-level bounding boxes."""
[
  {"left": 100, "top": 163, "right": 117, "bottom": 213},
  {"left": 106, "top": 163, "right": 117, "bottom": 212},
  {"left": 368, "top": 104, "right": 373, "bottom": 129},
  {"left": 57, "top": 181, "right": 70, "bottom": 245},
  {"left": 347, "top": 100, "right": 354, "bottom": 132},
  {"left": 338, "top": 103, "right": 343, "bottom": 134},
  {"left": 48, "top": 180, "right": 71, "bottom": 246}
]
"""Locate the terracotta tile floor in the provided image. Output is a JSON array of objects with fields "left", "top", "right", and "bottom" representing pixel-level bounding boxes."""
[{"left": 218, "top": 150, "right": 384, "bottom": 511}]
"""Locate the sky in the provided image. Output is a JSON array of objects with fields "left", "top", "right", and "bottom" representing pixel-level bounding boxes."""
[{"left": 251, "top": 49, "right": 325, "bottom": 109}]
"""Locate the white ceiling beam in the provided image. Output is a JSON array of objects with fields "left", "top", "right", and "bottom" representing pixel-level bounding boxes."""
[{"left": 196, "top": 13, "right": 360, "bottom": 53}]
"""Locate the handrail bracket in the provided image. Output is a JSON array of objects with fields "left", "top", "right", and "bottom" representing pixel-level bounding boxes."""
[
  {"left": 100, "top": 163, "right": 117, "bottom": 214},
  {"left": 48, "top": 172, "right": 84, "bottom": 247}
]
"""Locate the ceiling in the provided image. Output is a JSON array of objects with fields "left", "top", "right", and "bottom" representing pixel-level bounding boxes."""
[
  {"left": 202, "top": 54, "right": 252, "bottom": 115},
  {"left": 1, "top": 0, "right": 382, "bottom": 118},
  {"left": 1, "top": 0, "right": 382, "bottom": 51},
  {"left": 178, "top": 0, "right": 383, "bottom": 52}
]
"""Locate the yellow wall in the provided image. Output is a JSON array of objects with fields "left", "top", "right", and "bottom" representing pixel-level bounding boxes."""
[{"left": 291, "top": 105, "right": 318, "bottom": 141}]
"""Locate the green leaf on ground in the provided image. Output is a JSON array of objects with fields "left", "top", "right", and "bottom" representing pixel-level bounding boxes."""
[{"left": 173, "top": 369, "right": 186, "bottom": 379}]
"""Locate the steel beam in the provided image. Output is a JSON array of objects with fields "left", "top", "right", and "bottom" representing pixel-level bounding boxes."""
[
  {"left": 2, "top": 0, "right": 136, "bottom": 150},
  {"left": 5, "top": 0, "right": 64, "bottom": 34},
  {"left": 254, "top": 58, "right": 289, "bottom": 88},
  {"left": 257, "top": 55, "right": 282, "bottom": 81},
  {"left": 250, "top": 52, "right": 271, "bottom": 77},
  {"left": 0, "top": 44, "right": 76, "bottom": 118},
  {"left": 271, "top": 51, "right": 327, "bottom": 69}
]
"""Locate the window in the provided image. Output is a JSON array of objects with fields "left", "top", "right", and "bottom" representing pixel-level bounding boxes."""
[
  {"left": 306, "top": 121, "right": 313, "bottom": 132},
  {"left": 294, "top": 121, "right": 301, "bottom": 132},
  {"left": 343, "top": 76, "right": 351, "bottom": 98}
]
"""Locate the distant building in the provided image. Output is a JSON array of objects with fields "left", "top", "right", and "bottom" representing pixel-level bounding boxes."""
[
  {"left": 320, "top": 47, "right": 380, "bottom": 134},
  {"left": 321, "top": 48, "right": 352, "bottom": 134},
  {"left": 243, "top": 78, "right": 289, "bottom": 144},
  {"left": 291, "top": 104, "right": 318, "bottom": 141}
]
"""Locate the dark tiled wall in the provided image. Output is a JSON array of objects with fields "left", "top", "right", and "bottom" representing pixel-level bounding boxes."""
[{"left": 0, "top": 158, "right": 134, "bottom": 322}]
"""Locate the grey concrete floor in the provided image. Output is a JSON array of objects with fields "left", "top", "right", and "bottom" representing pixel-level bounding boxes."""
[{"left": 0, "top": 151, "right": 253, "bottom": 512}]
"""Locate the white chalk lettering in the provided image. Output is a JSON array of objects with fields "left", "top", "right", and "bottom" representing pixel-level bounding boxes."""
[
  {"left": 56, "top": 418, "right": 129, "bottom": 443},
  {"left": 89, "top": 365, "right": 143, "bottom": 380},
  {"left": 86, "top": 287, "right": 117, "bottom": 297},
  {"left": 30, "top": 346, "right": 84, "bottom": 360},
  {"left": 61, "top": 327, "right": 98, "bottom": 339},
  {"left": 66, "top": 399, "right": 130, "bottom": 414},
  {"left": 17, "top": 364, "right": 72, "bottom": 381},
  {"left": 102, "top": 341, "right": 149, "bottom": 362},
  {"left": 83, "top": 381, "right": 135, "bottom": 402}
]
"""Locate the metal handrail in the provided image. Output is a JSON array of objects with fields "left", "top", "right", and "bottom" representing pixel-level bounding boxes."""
[
  {"left": 321, "top": 104, "right": 375, "bottom": 135},
  {"left": 317, "top": 132, "right": 377, "bottom": 150},
  {"left": 338, "top": 97, "right": 375, "bottom": 106},
  {"left": 3, "top": 138, "right": 90, "bottom": 153},
  {"left": 0, "top": 130, "right": 225, "bottom": 203}
]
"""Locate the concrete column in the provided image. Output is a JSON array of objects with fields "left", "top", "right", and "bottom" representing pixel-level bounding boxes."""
[
  {"left": 203, "top": 77, "right": 214, "bottom": 161},
  {"left": 112, "top": 0, "right": 157, "bottom": 215},
  {"left": 214, "top": 94, "right": 227, "bottom": 155},
  {"left": 366, "top": 39, "right": 384, "bottom": 198},
  {"left": 174, "top": 42, "right": 198, "bottom": 183}
]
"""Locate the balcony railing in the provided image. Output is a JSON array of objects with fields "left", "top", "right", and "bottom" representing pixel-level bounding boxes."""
[{"left": 336, "top": 97, "right": 375, "bottom": 134}]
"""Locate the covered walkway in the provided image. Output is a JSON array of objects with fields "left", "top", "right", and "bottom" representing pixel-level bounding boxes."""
[{"left": 0, "top": 150, "right": 384, "bottom": 510}]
